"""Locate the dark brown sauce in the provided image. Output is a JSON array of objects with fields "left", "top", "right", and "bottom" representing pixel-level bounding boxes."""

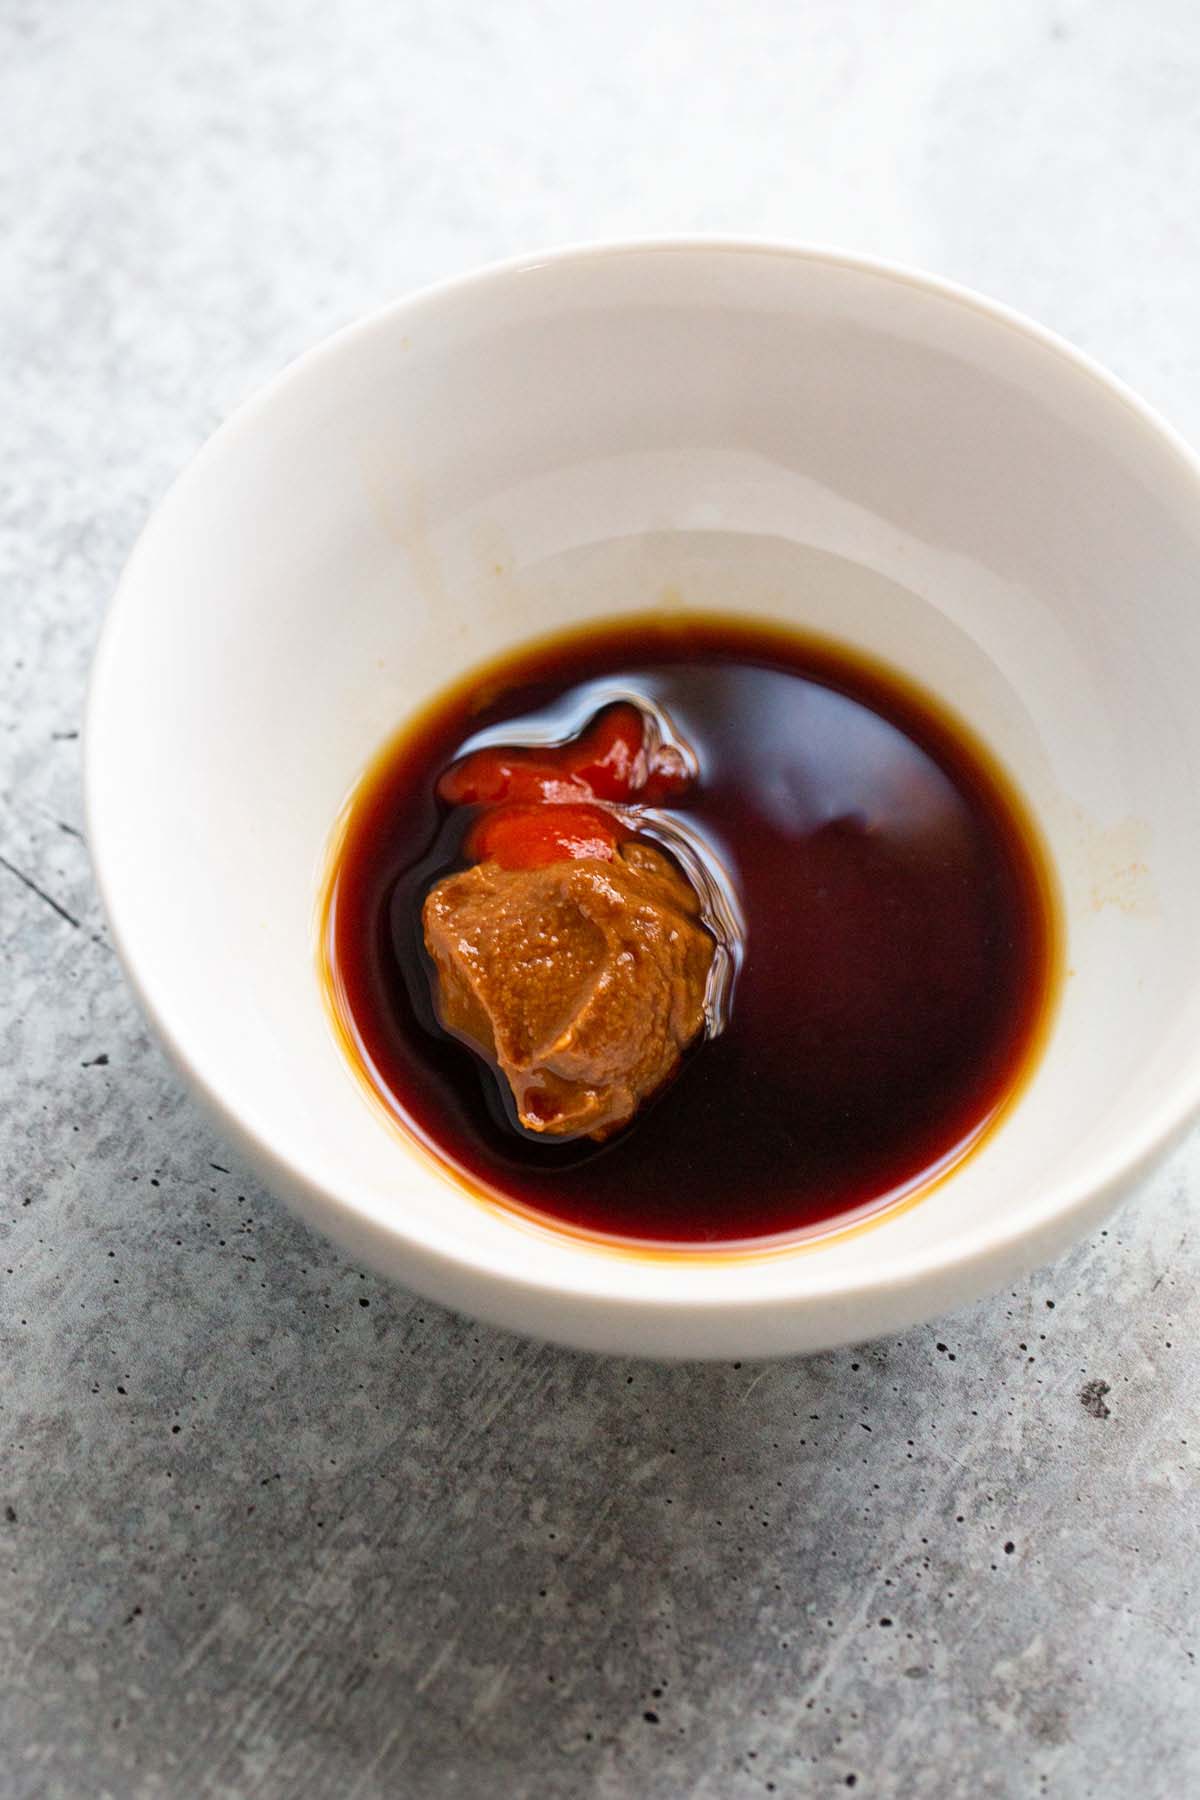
[{"left": 321, "top": 616, "right": 1059, "bottom": 1248}]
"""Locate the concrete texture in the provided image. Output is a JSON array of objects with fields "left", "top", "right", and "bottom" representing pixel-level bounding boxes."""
[{"left": 2, "top": 1, "right": 1198, "bottom": 1794}]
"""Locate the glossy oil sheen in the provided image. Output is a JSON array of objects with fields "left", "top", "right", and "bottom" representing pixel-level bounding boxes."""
[{"left": 321, "top": 617, "right": 1059, "bottom": 1247}]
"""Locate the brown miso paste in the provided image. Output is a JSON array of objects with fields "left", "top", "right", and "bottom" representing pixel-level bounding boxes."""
[{"left": 320, "top": 616, "right": 1059, "bottom": 1247}]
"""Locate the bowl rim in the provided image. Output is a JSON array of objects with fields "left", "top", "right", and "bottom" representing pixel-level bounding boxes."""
[{"left": 86, "top": 234, "right": 1200, "bottom": 1317}]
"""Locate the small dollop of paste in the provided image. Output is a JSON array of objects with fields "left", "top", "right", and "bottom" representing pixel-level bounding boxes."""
[{"left": 423, "top": 840, "right": 714, "bottom": 1140}]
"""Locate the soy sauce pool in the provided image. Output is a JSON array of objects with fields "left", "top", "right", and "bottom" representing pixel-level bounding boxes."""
[{"left": 321, "top": 616, "right": 1060, "bottom": 1248}]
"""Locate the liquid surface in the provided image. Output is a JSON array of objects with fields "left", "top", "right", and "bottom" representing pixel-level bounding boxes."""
[{"left": 321, "top": 617, "right": 1059, "bottom": 1247}]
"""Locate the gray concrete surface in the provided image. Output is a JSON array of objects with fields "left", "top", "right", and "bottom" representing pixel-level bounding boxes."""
[{"left": 2, "top": 1, "right": 1198, "bottom": 1794}]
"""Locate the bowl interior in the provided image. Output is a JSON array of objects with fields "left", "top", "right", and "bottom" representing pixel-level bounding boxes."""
[{"left": 88, "top": 245, "right": 1200, "bottom": 1346}]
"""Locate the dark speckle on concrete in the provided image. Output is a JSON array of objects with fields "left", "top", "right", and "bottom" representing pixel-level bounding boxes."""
[{"left": 1080, "top": 1379, "right": 1113, "bottom": 1421}]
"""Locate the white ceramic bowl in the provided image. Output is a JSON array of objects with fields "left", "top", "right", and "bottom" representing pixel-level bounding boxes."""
[{"left": 87, "top": 241, "right": 1200, "bottom": 1358}]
